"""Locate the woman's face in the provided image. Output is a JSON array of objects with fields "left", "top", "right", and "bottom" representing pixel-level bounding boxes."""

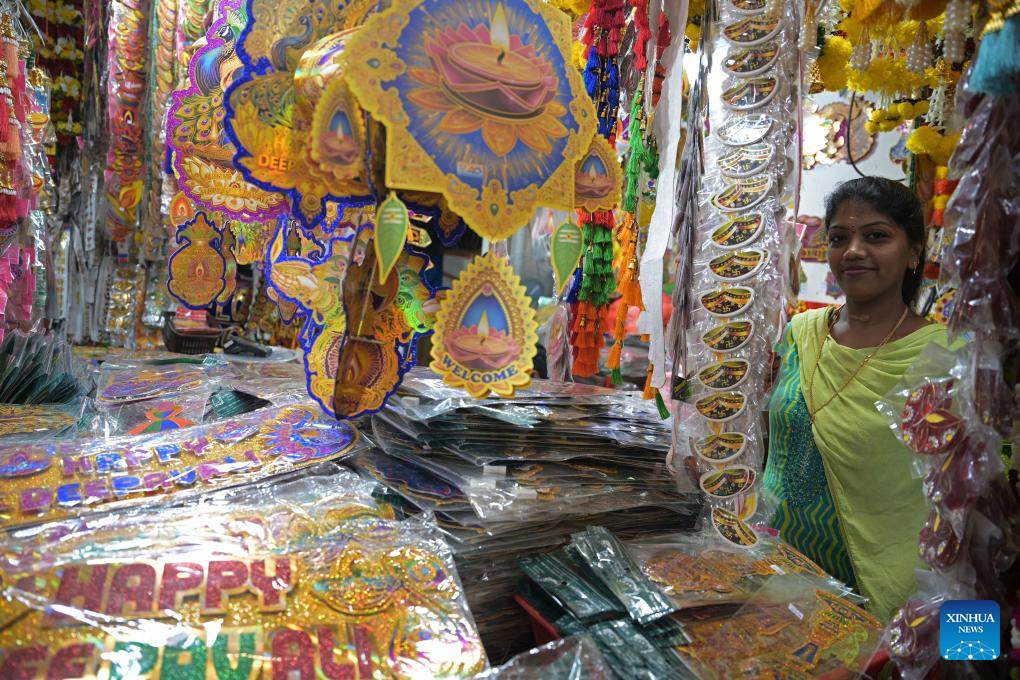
[{"left": 826, "top": 199, "right": 920, "bottom": 305}]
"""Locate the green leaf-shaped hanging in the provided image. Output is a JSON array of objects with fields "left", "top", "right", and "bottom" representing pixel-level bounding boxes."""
[
  {"left": 550, "top": 220, "right": 584, "bottom": 295},
  {"left": 375, "top": 192, "right": 410, "bottom": 285}
]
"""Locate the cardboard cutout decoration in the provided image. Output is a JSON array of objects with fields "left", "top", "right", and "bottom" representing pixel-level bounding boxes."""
[
  {"left": 168, "top": 212, "right": 227, "bottom": 308},
  {"left": 344, "top": 0, "right": 596, "bottom": 241},
  {"left": 226, "top": 0, "right": 376, "bottom": 227},
  {"left": 167, "top": 0, "right": 286, "bottom": 222},
  {"left": 574, "top": 135, "right": 621, "bottom": 212},
  {"left": 431, "top": 253, "right": 537, "bottom": 398}
]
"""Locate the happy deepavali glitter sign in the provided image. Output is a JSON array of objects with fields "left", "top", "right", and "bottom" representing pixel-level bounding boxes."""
[
  {"left": 0, "top": 405, "right": 362, "bottom": 530},
  {"left": 0, "top": 517, "right": 486, "bottom": 678},
  {"left": 343, "top": 0, "right": 597, "bottom": 241}
]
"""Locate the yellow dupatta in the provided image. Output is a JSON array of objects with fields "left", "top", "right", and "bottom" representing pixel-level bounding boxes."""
[{"left": 792, "top": 307, "right": 950, "bottom": 621}]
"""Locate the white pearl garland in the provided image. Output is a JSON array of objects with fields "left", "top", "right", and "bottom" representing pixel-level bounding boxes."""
[
  {"left": 851, "top": 38, "right": 871, "bottom": 71},
  {"left": 943, "top": 0, "right": 968, "bottom": 64},
  {"left": 799, "top": 6, "right": 817, "bottom": 53},
  {"left": 927, "top": 80, "right": 950, "bottom": 127},
  {"left": 905, "top": 26, "right": 932, "bottom": 74}
]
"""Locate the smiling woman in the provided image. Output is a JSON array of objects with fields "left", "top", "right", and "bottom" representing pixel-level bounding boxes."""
[{"left": 762, "top": 177, "right": 954, "bottom": 623}]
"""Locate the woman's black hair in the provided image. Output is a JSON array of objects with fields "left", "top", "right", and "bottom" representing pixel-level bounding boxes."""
[{"left": 823, "top": 176, "right": 926, "bottom": 306}]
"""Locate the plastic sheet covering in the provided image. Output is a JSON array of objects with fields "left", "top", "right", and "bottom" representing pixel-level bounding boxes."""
[
  {"left": 0, "top": 465, "right": 487, "bottom": 678},
  {"left": 626, "top": 530, "right": 853, "bottom": 610},
  {"left": 469, "top": 635, "right": 613, "bottom": 680},
  {"left": 359, "top": 369, "right": 700, "bottom": 661},
  {"left": 676, "top": 573, "right": 883, "bottom": 678},
  {"left": 95, "top": 356, "right": 229, "bottom": 404}
]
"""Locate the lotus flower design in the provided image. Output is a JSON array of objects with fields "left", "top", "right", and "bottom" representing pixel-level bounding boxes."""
[{"left": 408, "top": 5, "right": 566, "bottom": 157}]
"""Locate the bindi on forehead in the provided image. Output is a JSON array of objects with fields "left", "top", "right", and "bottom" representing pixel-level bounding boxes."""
[{"left": 831, "top": 201, "right": 894, "bottom": 225}]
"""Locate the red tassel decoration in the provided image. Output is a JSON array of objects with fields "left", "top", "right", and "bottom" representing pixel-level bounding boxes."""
[
  {"left": 630, "top": 0, "right": 652, "bottom": 71},
  {"left": 0, "top": 159, "right": 18, "bottom": 228},
  {"left": 652, "top": 13, "right": 671, "bottom": 107}
]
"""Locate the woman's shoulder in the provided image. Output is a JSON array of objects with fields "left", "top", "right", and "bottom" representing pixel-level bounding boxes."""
[
  {"left": 789, "top": 306, "right": 831, "bottom": 338},
  {"left": 918, "top": 320, "right": 962, "bottom": 349}
]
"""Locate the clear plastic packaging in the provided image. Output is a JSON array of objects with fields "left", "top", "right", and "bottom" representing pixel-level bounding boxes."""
[
  {"left": 468, "top": 635, "right": 613, "bottom": 680},
  {"left": 677, "top": 573, "right": 884, "bottom": 679},
  {"left": 566, "top": 526, "right": 676, "bottom": 625},
  {"left": 520, "top": 549, "right": 626, "bottom": 624},
  {"left": 671, "top": 0, "right": 803, "bottom": 517},
  {"left": 90, "top": 388, "right": 213, "bottom": 437},
  {"left": 96, "top": 356, "right": 228, "bottom": 404},
  {"left": 883, "top": 571, "right": 967, "bottom": 680},
  {"left": 626, "top": 530, "right": 851, "bottom": 610},
  {"left": 0, "top": 402, "right": 82, "bottom": 442},
  {"left": 0, "top": 328, "right": 88, "bottom": 404}
]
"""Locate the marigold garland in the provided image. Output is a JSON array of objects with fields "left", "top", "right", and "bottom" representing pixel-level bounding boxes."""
[
  {"left": 906, "top": 125, "right": 960, "bottom": 166},
  {"left": 817, "top": 35, "right": 851, "bottom": 91},
  {"left": 847, "top": 56, "right": 938, "bottom": 95}
]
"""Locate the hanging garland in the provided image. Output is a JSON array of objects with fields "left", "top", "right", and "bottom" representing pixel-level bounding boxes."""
[
  {"left": 607, "top": 85, "right": 654, "bottom": 385},
  {"left": 570, "top": 0, "right": 625, "bottom": 378}
]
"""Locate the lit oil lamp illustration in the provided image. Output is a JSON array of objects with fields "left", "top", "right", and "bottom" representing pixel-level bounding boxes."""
[
  {"left": 411, "top": 4, "right": 565, "bottom": 157},
  {"left": 447, "top": 306, "right": 521, "bottom": 371},
  {"left": 575, "top": 153, "right": 613, "bottom": 199},
  {"left": 320, "top": 108, "right": 360, "bottom": 165}
]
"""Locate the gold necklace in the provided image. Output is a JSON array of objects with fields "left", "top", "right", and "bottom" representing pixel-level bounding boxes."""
[{"left": 807, "top": 305, "right": 910, "bottom": 420}]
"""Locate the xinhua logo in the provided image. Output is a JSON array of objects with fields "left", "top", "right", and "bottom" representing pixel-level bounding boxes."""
[{"left": 940, "top": 600, "right": 1000, "bottom": 661}]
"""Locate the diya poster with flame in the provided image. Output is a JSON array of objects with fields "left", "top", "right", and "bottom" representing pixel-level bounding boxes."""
[
  {"left": 574, "top": 136, "right": 620, "bottom": 213},
  {"left": 431, "top": 254, "right": 537, "bottom": 398},
  {"left": 344, "top": 0, "right": 596, "bottom": 241}
]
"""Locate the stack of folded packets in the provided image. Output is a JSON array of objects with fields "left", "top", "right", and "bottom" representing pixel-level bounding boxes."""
[{"left": 351, "top": 368, "right": 702, "bottom": 661}]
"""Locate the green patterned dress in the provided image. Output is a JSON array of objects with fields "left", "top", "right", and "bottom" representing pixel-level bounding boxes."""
[{"left": 763, "top": 323, "right": 856, "bottom": 588}]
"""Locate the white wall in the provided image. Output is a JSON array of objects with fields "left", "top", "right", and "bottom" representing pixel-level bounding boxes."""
[{"left": 798, "top": 91, "right": 906, "bottom": 306}]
